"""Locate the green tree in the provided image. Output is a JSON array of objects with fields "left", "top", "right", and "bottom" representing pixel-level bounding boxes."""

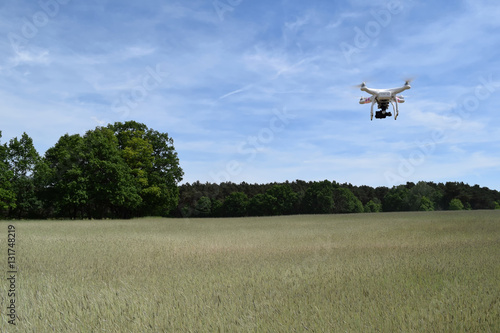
[
  {"left": 144, "top": 128, "right": 183, "bottom": 216},
  {"left": 266, "top": 184, "right": 298, "bottom": 215},
  {"left": 407, "top": 182, "right": 439, "bottom": 211},
  {"left": 383, "top": 186, "right": 410, "bottom": 212},
  {"left": 223, "top": 192, "right": 248, "bottom": 217},
  {"left": 82, "top": 127, "right": 141, "bottom": 218},
  {"left": 108, "top": 121, "right": 183, "bottom": 216},
  {"left": 248, "top": 193, "right": 277, "bottom": 216},
  {"left": 364, "top": 199, "right": 382, "bottom": 213},
  {"left": 194, "top": 196, "right": 211, "bottom": 217},
  {"left": 42, "top": 134, "right": 88, "bottom": 218},
  {"left": 7, "top": 133, "right": 41, "bottom": 218},
  {"left": 303, "top": 180, "right": 334, "bottom": 214},
  {"left": 441, "top": 182, "right": 471, "bottom": 210},
  {"left": 210, "top": 199, "right": 223, "bottom": 217},
  {"left": 42, "top": 127, "right": 142, "bottom": 218},
  {"left": 419, "top": 196, "right": 434, "bottom": 211},
  {"left": 0, "top": 132, "right": 16, "bottom": 217},
  {"left": 449, "top": 198, "right": 464, "bottom": 210},
  {"left": 332, "top": 187, "right": 363, "bottom": 213}
]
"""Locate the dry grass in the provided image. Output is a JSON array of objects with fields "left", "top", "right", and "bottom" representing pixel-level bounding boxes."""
[{"left": 1, "top": 210, "right": 499, "bottom": 332}]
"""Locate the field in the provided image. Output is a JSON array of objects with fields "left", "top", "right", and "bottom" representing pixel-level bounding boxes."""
[{"left": 1, "top": 211, "right": 499, "bottom": 332}]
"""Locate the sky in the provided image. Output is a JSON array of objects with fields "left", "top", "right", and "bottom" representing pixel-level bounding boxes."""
[{"left": 1, "top": 0, "right": 500, "bottom": 190}]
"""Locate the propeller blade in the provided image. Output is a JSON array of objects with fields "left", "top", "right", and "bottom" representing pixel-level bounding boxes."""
[
  {"left": 352, "top": 82, "right": 367, "bottom": 89},
  {"left": 403, "top": 77, "right": 415, "bottom": 85}
]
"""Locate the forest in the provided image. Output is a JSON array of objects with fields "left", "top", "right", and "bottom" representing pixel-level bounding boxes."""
[
  {"left": 1, "top": 121, "right": 499, "bottom": 219},
  {"left": 177, "top": 179, "right": 500, "bottom": 218}
]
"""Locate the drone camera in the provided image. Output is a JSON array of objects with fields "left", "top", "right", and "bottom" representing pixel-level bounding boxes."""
[{"left": 375, "top": 111, "right": 392, "bottom": 119}]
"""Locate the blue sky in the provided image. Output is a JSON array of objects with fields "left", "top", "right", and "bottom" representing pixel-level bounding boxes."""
[{"left": 1, "top": 0, "right": 500, "bottom": 189}]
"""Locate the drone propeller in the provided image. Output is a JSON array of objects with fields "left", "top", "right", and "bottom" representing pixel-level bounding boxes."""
[
  {"left": 353, "top": 82, "right": 367, "bottom": 89},
  {"left": 403, "top": 77, "right": 415, "bottom": 85}
]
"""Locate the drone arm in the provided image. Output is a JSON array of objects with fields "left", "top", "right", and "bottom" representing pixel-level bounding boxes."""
[
  {"left": 389, "top": 83, "right": 411, "bottom": 95},
  {"left": 361, "top": 87, "right": 378, "bottom": 96}
]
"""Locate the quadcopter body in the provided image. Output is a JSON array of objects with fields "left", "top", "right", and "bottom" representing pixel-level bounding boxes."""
[{"left": 358, "top": 80, "right": 411, "bottom": 120}]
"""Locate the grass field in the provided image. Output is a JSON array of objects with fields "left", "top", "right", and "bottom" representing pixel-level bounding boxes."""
[{"left": 1, "top": 211, "right": 499, "bottom": 332}]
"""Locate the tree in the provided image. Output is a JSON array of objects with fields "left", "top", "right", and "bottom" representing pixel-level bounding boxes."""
[
  {"left": 382, "top": 186, "right": 410, "bottom": 212},
  {"left": 468, "top": 184, "right": 497, "bottom": 209},
  {"left": 449, "top": 198, "right": 464, "bottom": 210},
  {"left": 419, "top": 196, "right": 434, "bottom": 211},
  {"left": 42, "top": 134, "right": 88, "bottom": 218},
  {"left": 364, "top": 199, "right": 382, "bottom": 213},
  {"left": 408, "top": 182, "right": 439, "bottom": 211},
  {"left": 211, "top": 199, "right": 223, "bottom": 217},
  {"left": 194, "top": 196, "right": 211, "bottom": 217},
  {"left": 222, "top": 192, "right": 248, "bottom": 217},
  {"left": 351, "top": 185, "right": 376, "bottom": 206},
  {"left": 303, "top": 180, "right": 334, "bottom": 214},
  {"left": 248, "top": 193, "right": 277, "bottom": 216},
  {"left": 0, "top": 132, "right": 16, "bottom": 217},
  {"left": 441, "top": 182, "right": 471, "bottom": 210},
  {"left": 332, "top": 187, "right": 363, "bottom": 213},
  {"left": 108, "top": 121, "right": 183, "bottom": 216},
  {"left": 6, "top": 133, "right": 41, "bottom": 218},
  {"left": 266, "top": 184, "right": 298, "bottom": 215},
  {"left": 82, "top": 127, "right": 142, "bottom": 218},
  {"left": 43, "top": 128, "right": 144, "bottom": 219}
]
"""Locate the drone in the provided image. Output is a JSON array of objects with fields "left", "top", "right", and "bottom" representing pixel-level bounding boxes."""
[{"left": 357, "top": 80, "right": 411, "bottom": 120}]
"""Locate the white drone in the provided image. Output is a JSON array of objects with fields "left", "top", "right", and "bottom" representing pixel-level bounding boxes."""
[{"left": 357, "top": 80, "right": 411, "bottom": 120}]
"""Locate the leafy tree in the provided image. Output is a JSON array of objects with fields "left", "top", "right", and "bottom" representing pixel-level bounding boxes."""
[
  {"left": 407, "top": 182, "right": 439, "bottom": 211},
  {"left": 419, "top": 196, "right": 434, "bottom": 211},
  {"left": 351, "top": 185, "right": 374, "bottom": 205},
  {"left": 6, "top": 133, "right": 41, "bottom": 218},
  {"left": 303, "top": 180, "right": 334, "bottom": 214},
  {"left": 42, "top": 134, "right": 87, "bottom": 218},
  {"left": 222, "top": 192, "right": 248, "bottom": 217},
  {"left": 248, "top": 193, "right": 277, "bottom": 216},
  {"left": 382, "top": 186, "right": 410, "bottom": 212},
  {"left": 374, "top": 186, "right": 390, "bottom": 204},
  {"left": 108, "top": 121, "right": 183, "bottom": 216},
  {"left": 449, "top": 198, "right": 464, "bottom": 210},
  {"left": 441, "top": 182, "right": 471, "bottom": 210},
  {"left": 194, "top": 196, "right": 211, "bottom": 217},
  {"left": 144, "top": 128, "right": 183, "bottom": 215},
  {"left": 332, "top": 187, "right": 363, "bottom": 213},
  {"left": 468, "top": 184, "right": 497, "bottom": 209},
  {"left": 364, "top": 199, "right": 382, "bottom": 213},
  {"left": 0, "top": 132, "right": 16, "bottom": 217},
  {"left": 42, "top": 128, "right": 143, "bottom": 219},
  {"left": 266, "top": 184, "right": 298, "bottom": 215},
  {"left": 82, "top": 127, "right": 142, "bottom": 218},
  {"left": 211, "top": 199, "right": 223, "bottom": 217}
]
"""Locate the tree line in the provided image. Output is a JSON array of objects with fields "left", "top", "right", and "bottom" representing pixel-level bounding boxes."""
[
  {"left": 0, "top": 121, "right": 183, "bottom": 219},
  {"left": 2, "top": 121, "right": 500, "bottom": 219},
  {"left": 176, "top": 180, "right": 500, "bottom": 218}
]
